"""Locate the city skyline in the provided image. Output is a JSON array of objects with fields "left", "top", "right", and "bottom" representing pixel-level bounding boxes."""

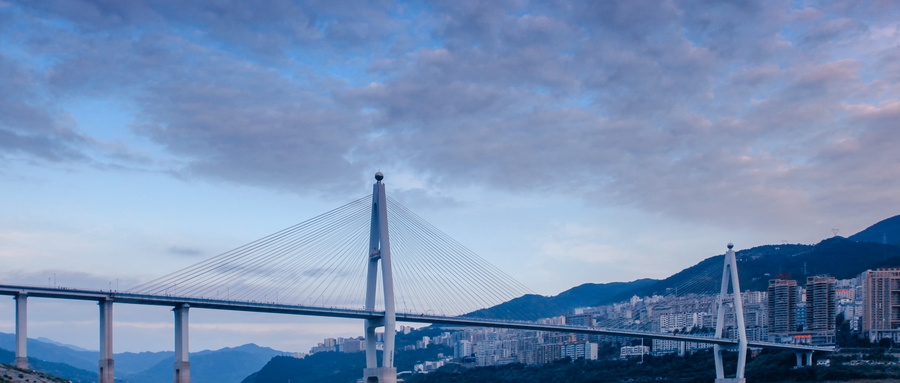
[{"left": 2, "top": 0, "right": 899, "bottom": 353}]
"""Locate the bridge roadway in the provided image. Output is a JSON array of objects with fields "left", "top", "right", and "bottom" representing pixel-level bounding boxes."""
[{"left": 0, "top": 283, "right": 832, "bottom": 353}]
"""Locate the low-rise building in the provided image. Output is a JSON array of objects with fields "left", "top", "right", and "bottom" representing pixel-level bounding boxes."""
[{"left": 620, "top": 345, "right": 649, "bottom": 359}]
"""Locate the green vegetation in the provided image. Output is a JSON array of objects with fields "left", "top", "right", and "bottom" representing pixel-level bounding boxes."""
[
  {"left": 406, "top": 349, "right": 900, "bottom": 383},
  {"left": 0, "top": 347, "right": 105, "bottom": 383},
  {"left": 0, "top": 363, "right": 72, "bottom": 383},
  {"left": 243, "top": 344, "right": 453, "bottom": 383},
  {"left": 850, "top": 215, "right": 900, "bottom": 245},
  {"left": 408, "top": 351, "right": 721, "bottom": 383},
  {"left": 244, "top": 343, "right": 900, "bottom": 383},
  {"left": 745, "top": 350, "right": 900, "bottom": 382},
  {"left": 734, "top": 238, "right": 900, "bottom": 291},
  {"left": 242, "top": 352, "right": 365, "bottom": 383}
]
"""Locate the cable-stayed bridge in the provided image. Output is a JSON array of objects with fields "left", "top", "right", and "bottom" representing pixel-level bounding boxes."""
[{"left": 1, "top": 173, "right": 832, "bottom": 383}]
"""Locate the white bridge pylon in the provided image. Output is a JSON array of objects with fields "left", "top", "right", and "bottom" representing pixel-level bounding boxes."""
[
  {"left": 714, "top": 243, "right": 748, "bottom": 383},
  {"left": 363, "top": 172, "right": 397, "bottom": 383}
]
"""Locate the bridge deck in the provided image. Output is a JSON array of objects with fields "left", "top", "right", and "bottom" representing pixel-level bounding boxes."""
[{"left": 0, "top": 284, "right": 833, "bottom": 353}]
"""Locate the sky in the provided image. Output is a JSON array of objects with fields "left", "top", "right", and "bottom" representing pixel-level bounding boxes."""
[{"left": 1, "top": 0, "right": 899, "bottom": 354}]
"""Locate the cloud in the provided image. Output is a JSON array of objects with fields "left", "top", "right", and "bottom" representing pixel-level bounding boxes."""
[
  {"left": 12, "top": 0, "right": 403, "bottom": 61},
  {"left": 802, "top": 17, "right": 869, "bottom": 45},
  {"left": 0, "top": 55, "right": 89, "bottom": 162},
  {"left": 811, "top": 101, "right": 900, "bottom": 215},
  {"left": 3, "top": 0, "right": 900, "bottom": 234}
]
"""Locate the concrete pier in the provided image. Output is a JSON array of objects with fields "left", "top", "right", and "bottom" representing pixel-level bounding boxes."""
[
  {"left": 174, "top": 304, "right": 190, "bottom": 383},
  {"left": 99, "top": 299, "right": 114, "bottom": 383},
  {"left": 795, "top": 351, "right": 813, "bottom": 367},
  {"left": 15, "top": 293, "right": 27, "bottom": 369}
]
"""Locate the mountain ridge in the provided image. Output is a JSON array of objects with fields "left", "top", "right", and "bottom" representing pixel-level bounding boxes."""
[
  {"left": 468, "top": 214, "right": 900, "bottom": 321},
  {"left": 850, "top": 214, "right": 900, "bottom": 245},
  {"left": 0, "top": 335, "right": 285, "bottom": 383}
]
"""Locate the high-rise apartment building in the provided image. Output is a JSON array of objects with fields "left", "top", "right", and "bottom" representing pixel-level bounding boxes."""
[
  {"left": 768, "top": 279, "right": 799, "bottom": 338},
  {"left": 536, "top": 343, "right": 563, "bottom": 364},
  {"left": 455, "top": 340, "right": 472, "bottom": 358},
  {"left": 863, "top": 268, "right": 900, "bottom": 342},
  {"left": 562, "top": 341, "right": 598, "bottom": 360},
  {"left": 805, "top": 276, "right": 836, "bottom": 343}
]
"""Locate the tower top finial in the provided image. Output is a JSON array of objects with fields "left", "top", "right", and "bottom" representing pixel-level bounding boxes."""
[
  {"left": 727, "top": 242, "right": 734, "bottom": 250},
  {"left": 375, "top": 172, "right": 384, "bottom": 182}
]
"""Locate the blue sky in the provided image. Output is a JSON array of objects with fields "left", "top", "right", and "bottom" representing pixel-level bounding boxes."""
[{"left": 2, "top": 0, "right": 899, "bottom": 353}]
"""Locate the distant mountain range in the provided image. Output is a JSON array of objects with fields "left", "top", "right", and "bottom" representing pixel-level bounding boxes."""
[
  {"left": 0, "top": 333, "right": 284, "bottom": 383},
  {"left": 466, "top": 214, "right": 900, "bottom": 321},
  {"left": 122, "top": 344, "right": 284, "bottom": 383}
]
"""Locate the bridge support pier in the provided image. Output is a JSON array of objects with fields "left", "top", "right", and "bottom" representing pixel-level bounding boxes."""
[
  {"left": 174, "top": 304, "right": 190, "bottom": 383},
  {"left": 99, "top": 299, "right": 114, "bottom": 383},
  {"left": 714, "top": 345, "right": 746, "bottom": 382},
  {"left": 795, "top": 351, "right": 813, "bottom": 368},
  {"left": 363, "top": 367, "right": 397, "bottom": 383},
  {"left": 15, "top": 293, "right": 28, "bottom": 369}
]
